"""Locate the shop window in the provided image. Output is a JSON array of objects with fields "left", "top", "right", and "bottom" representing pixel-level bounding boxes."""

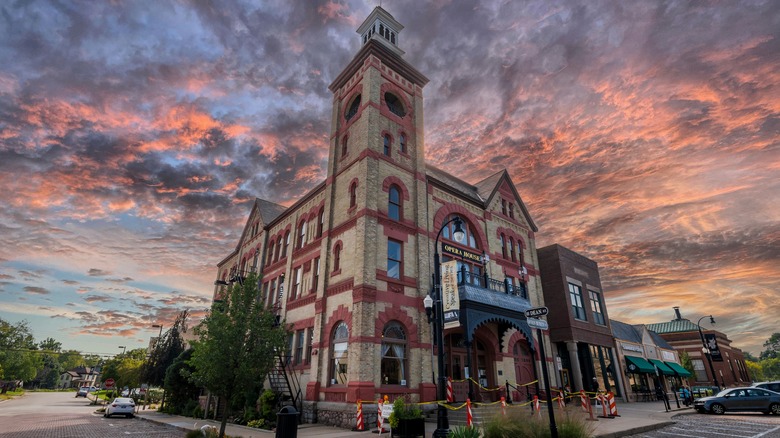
[
  {"left": 388, "top": 185, "right": 401, "bottom": 220},
  {"left": 381, "top": 322, "right": 407, "bottom": 385},
  {"left": 331, "top": 322, "right": 349, "bottom": 385}
]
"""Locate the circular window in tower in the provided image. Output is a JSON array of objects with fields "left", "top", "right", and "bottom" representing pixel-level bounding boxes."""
[
  {"left": 384, "top": 92, "right": 406, "bottom": 118},
  {"left": 345, "top": 94, "right": 361, "bottom": 121}
]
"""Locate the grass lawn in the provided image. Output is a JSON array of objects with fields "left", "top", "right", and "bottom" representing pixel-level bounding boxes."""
[{"left": 0, "top": 390, "right": 24, "bottom": 401}]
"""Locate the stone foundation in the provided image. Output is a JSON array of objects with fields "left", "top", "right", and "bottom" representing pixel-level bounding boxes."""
[{"left": 305, "top": 401, "right": 380, "bottom": 430}]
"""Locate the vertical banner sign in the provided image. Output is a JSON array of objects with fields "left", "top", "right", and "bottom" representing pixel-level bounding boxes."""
[
  {"left": 441, "top": 260, "right": 460, "bottom": 329},
  {"left": 705, "top": 334, "right": 723, "bottom": 362}
]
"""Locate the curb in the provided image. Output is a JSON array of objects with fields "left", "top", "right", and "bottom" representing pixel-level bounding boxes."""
[{"left": 596, "top": 421, "right": 675, "bottom": 438}]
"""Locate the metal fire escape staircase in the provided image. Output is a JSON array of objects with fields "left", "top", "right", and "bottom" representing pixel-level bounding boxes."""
[{"left": 267, "top": 353, "right": 302, "bottom": 418}]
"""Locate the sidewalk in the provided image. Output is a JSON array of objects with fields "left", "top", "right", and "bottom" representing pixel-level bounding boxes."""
[{"left": 136, "top": 400, "right": 691, "bottom": 437}]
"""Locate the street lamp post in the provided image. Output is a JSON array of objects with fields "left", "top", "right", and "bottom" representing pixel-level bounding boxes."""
[
  {"left": 697, "top": 315, "right": 720, "bottom": 390},
  {"left": 424, "top": 216, "right": 465, "bottom": 438},
  {"left": 118, "top": 345, "right": 126, "bottom": 356}
]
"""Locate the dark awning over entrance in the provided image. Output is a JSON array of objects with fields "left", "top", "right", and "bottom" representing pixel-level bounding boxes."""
[
  {"left": 664, "top": 361, "right": 692, "bottom": 377},
  {"left": 649, "top": 359, "right": 675, "bottom": 376},
  {"left": 625, "top": 355, "right": 655, "bottom": 374}
]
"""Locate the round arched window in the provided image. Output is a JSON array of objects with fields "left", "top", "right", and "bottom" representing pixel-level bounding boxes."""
[
  {"left": 345, "top": 94, "right": 361, "bottom": 121},
  {"left": 384, "top": 92, "right": 406, "bottom": 117}
]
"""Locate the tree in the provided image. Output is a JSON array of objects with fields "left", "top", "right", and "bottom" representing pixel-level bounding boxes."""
[
  {"left": 746, "top": 360, "right": 764, "bottom": 382},
  {"left": 0, "top": 318, "right": 42, "bottom": 382},
  {"left": 762, "top": 358, "right": 780, "bottom": 380},
  {"left": 678, "top": 351, "right": 694, "bottom": 379},
  {"left": 38, "top": 337, "right": 62, "bottom": 352},
  {"left": 58, "top": 350, "right": 85, "bottom": 371},
  {"left": 760, "top": 333, "right": 780, "bottom": 360},
  {"left": 163, "top": 348, "right": 201, "bottom": 415},
  {"left": 188, "top": 274, "right": 289, "bottom": 438},
  {"left": 144, "top": 310, "right": 189, "bottom": 387}
]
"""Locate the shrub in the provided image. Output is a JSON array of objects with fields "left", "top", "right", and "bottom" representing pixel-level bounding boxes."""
[
  {"left": 481, "top": 407, "right": 594, "bottom": 438},
  {"left": 448, "top": 425, "right": 481, "bottom": 438},
  {"left": 387, "top": 395, "right": 423, "bottom": 429}
]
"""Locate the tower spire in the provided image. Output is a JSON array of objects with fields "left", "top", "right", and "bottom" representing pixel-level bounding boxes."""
[{"left": 357, "top": 6, "right": 404, "bottom": 56}]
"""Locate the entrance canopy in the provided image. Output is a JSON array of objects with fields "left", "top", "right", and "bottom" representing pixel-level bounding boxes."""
[
  {"left": 649, "top": 359, "right": 675, "bottom": 376},
  {"left": 664, "top": 361, "right": 692, "bottom": 377},
  {"left": 625, "top": 355, "right": 655, "bottom": 374}
]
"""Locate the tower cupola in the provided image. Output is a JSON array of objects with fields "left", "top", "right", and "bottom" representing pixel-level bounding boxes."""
[{"left": 357, "top": 6, "right": 404, "bottom": 56}]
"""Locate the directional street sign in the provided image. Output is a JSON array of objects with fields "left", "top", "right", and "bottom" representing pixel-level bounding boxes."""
[
  {"left": 525, "top": 306, "right": 549, "bottom": 318},
  {"left": 527, "top": 318, "right": 548, "bottom": 330}
]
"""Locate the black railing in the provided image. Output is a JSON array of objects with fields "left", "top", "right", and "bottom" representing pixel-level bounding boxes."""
[{"left": 456, "top": 269, "right": 528, "bottom": 300}]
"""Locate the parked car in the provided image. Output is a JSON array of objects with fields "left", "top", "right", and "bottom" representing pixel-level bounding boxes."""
[
  {"left": 694, "top": 387, "right": 780, "bottom": 415},
  {"left": 104, "top": 397, "right": 136, "bottom": 418},
  {"left": 75, "top": 386, "right": 96, "bottom": 397},
  {"left": 753, "top": 381, "right": 780, "bottom": 393}
]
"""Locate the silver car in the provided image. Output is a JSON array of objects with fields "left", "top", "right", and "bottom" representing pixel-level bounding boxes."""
[
  {"left": 694, "top": 387, "right": 780, "bottom": 415},
  {"left": 104, "top": 397, "right": 135, "bottom": 418}
]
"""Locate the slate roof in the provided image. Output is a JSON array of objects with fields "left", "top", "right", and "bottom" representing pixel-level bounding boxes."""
[
  {"left": 256, "top": 198, "right": 287, "bottom": 224},
  {"left": 646, "top": 319, "right": 700, "bottom": 334},
  {"left": 649, "top": 331, "right": 674, "bottom": 349},
  {"left": 610, "top": 320, "right": 642, "bottom": 343}
]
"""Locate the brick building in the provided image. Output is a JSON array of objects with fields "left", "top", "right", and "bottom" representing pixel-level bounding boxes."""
[
  {"left": 213, "top": 7, "right": 556, "bottom": 427},
  {"left": 537, "top": 244, "right": 624, "bottom": 396},
  {"left": 647, "top": 307, "right": 751, "bottom": 389}
]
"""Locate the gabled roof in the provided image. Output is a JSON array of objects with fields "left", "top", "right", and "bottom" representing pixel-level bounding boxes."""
[
  {"left": 647, "top": 319, "right": 700, "bottom": 334},
  {"left": 649, "top": 331, "right": 674, "bottom": 349},
  {"left": 426, "top": 166, "right": 538, "bottom": 231},
  {"left": 256, "top": 198, "right": 287, "bottom": 224}
]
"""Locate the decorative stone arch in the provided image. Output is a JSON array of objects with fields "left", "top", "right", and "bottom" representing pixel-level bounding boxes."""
[
  {"left": 380, "top": 82, "right": 413, "bottom": 119},
  {"left": 323, "top": 304, "right": 353, "bottom": 348},
  {"left": 433, "top": 204, "right": 488, "bottom": 251},
  {"left": 381, "top": 176, "right": 410, "bottom": 200},
  {"left": 505, "top": 328, "right": 534, "bottom": 355},
  {"left": 375, "top": 307, "right": 419, "bottom": 344}
]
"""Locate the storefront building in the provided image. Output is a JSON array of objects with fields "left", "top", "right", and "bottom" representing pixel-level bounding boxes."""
[
  {"left": 213, "top": 7, "right": 556, "bottom": 427},
  {"left": 611, "top": 320, "right": 692, "bottom": 402},
  {"left": 537, "top": 245, "right": 624, "bottom": 397},
  {"left": 647, "top": 308, "right": 751, "bottom": 388}
]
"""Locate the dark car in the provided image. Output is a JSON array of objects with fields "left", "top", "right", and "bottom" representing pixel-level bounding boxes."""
[
  {"left": 753, "top": 381, "right": 780, "bottom": 393},
  {"left": 694, "top": 387, "right": 780, "bottom": 415}
]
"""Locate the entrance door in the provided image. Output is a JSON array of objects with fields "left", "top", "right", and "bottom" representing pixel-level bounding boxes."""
[{"left": 513, "top": 341, "right": 534, "bottom": 401}]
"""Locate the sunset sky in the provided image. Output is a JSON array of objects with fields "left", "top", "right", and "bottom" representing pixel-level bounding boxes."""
[{"left": 0, "top": 1, "right": 777, "bottom": 359}]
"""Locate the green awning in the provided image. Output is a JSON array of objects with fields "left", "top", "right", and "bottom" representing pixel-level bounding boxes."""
[
  {"left": 665, "top": 361, "right": 693, "bottom": 377},
  {"left": 649, "top": 359, "right": 675, "bottom": 376},
  {"left": 625, "top": 355, "right": 655, "bottom": 374}
]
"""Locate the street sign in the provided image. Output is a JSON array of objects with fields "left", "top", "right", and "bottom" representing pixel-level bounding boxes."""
[
  {"left": 527, "top": 318, "right": 548, "bottom": 330},
  {"left": 104, "top": 378, "right": 115, "bottom": 388},
  {"left": 525, "top": 306, "right": 549, "bottom": 318}
]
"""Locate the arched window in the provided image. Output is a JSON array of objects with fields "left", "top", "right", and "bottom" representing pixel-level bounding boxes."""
[
  {"left": 282, "top": 230, "right": 290, "bottom": 258},
  {"left": 383, "top": 134, "right": 391, "bottom": 156},
  {"left": 381, "top": 322, "right": 407, "bottom": 385},
  {"left": 388, "top": 185, "right": 401, "bottom": 220},
  {"left": 298, "top": 220, "right": 307, "bottom": 249},
  {"left": 349, "top": 181, "right": 358, "bottom": 208},
  {"left": 509, "top": 237, "right": 516, "bottom": 262},
  {"left": 317, "top": 208, "right": 325, "bottom": 238},
  {"left": 341, "top": 135, "right": 348, "bottom": 157},
  {"left": 345, "top": 95, "right": 361, "bottom": 121},
  {"left": 275, "top": 236, "right": 282, "bottom": 261},
  {"left": 500, "top": 234, "right": 507, "bottom": 258},
  {"left": 501, "top": 199, "right": 507, "bottom": 215},
  {"left": 399, "top": 133, "right": 407, "bottom": 154},
  {"left": 442, "top": 214, "right": 480, "bottom": 250},
  {"left": 384, "top": 92, "right": 406, "bottom": 117},
  {"left": 509, "top": 203, "right": 515, "bottom": 219},
  {"left": 331, "top": 321, "right": 349, "bottom": 385},
  {"left": 267, "top": 241, "right": 275, "bottom": 264},
  {"left": 333, "top": 243, "right": 342, "bottom": 272}
]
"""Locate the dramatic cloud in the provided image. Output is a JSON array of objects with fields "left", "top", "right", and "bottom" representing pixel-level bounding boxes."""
[{"left": 0, "top": 0, "right": 777, "bottom": 356}]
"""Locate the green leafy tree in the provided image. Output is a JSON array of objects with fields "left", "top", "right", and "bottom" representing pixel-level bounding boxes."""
[
  {"left": 144, "top": 310, "right": 189, "bottom": 387},
  {"left": 116, "top": 357, "right": 144, "bottom": 389},
  {"left": 679, "top": 351, "right": 694, "bottom": 378},
  {"left": 760, "top": 333, "right": 780, "bottom": 360},
  {"left": 163, "top": 348, "right": 201, "bottom": 415},
  {"left": 762, "top": 358, "right": 780, "bottom": 380},
  {"left": 746, "top": 360, "right": 765, "bottom": 382},
  {"left": 0, "top": 318, "right": 42, "bottom": 382},
  {"left": 58, "top": 350, "right": 85, "bottom": 371},
  {"left": 38, "top": 337, "right": 62, "bottom": 352},
  {"left": 188, "top": 274, "right": 289, "bottom": 438}
]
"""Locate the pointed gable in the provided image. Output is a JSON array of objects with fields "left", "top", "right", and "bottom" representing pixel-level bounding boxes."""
[{"left": 476, "top": 169, "right": 538, "bottom": 232}]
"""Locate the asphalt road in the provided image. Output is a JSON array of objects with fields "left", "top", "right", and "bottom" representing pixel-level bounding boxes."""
[
  {"left": 0, "top": 392, "right": 183, "bottom": 437},
  {"left": 625, "top": 412, "right": 780, "bottom": 438}
]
